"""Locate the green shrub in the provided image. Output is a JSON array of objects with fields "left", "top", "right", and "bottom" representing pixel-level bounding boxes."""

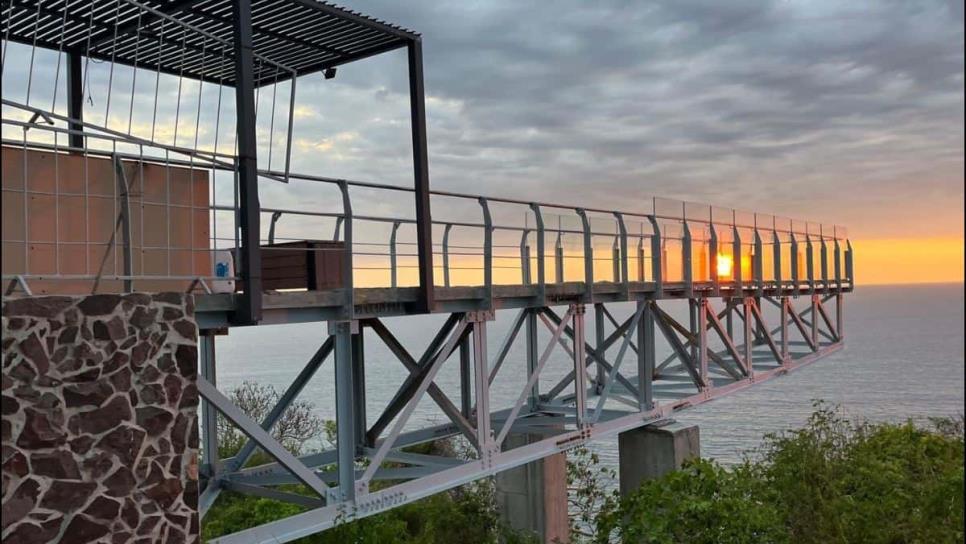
[
  {"left": 593, "top": 403, "right": 965, "bottom": 544},
  {"left": 206, "top": 387, "right": 963, "bottom": 544}
]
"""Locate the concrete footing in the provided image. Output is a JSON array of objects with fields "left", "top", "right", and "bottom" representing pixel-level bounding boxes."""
[
  {"left": 618, "top": 421, "right": 700, "bottom": 496},
  {"left": 494, "top": 433, "right": 569, "bottom": 544}
]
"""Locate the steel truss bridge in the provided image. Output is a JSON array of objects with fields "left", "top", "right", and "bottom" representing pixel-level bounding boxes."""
[{"left": 1, "top": 1, "right": 853, "bottom": 542}]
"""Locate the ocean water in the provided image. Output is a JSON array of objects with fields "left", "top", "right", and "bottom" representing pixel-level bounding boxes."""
[{"left": 214, "top": 283, "right": 964, "bottom": 466}]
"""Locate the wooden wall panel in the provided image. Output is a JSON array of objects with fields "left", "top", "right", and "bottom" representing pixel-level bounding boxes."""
[{"left": 1, "top": 146, "right": 211, "bottom": 294}]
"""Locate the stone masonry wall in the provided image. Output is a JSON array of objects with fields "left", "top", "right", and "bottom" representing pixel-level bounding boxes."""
[{"left": 2, "top": 293, "right": 199, "bottom": 544}]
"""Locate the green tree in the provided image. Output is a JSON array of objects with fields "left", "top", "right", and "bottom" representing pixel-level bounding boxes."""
[{"left": 593, "top": 403, "right": 965, "bottom": 544}]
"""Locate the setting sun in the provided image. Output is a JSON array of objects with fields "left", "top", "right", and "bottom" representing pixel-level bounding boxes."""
[{"left": 716, "top": 253, "right": 733, "bottom": 278}]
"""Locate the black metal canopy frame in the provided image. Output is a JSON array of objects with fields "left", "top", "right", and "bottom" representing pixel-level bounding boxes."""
[{"left": 0, "top": 0, "right": 436, "bottom": 323}]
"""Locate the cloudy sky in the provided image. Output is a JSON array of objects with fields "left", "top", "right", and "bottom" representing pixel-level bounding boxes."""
[
  {"left": 288, "top": 1, "right": 963, "bottom": 241},
  {"left": 3, "top": 0, "right": 963, "bottom": 283}
]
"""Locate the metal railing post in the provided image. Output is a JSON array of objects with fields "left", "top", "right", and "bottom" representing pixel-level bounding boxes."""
[
  {"left": 520, "top": 229, "right": 531, "bottom": 285},
  {"left": 554, "top": 217, "right": 564, "bottom": 284},
  {"left": 806, "top": 234, "right": 815, "bottom": 294},
  {"left": 790, "top": 232, "right": 800, "bottom": 295},
  {"left": 754, "top": 229, "right": 764, "bottom": 297},
  {"left": 710, "top": 224, "right": 719, "bottom": 297},
  {"left": 576, "top": 208, "right": 594, "bottom": 302},
  {"left": 773, "top": 230, "right": 782, "bottom": 289},
  {"left": 732, "top": 225, "right": 742, "bottom": 295},
  {"left": 530, "top": 203, "right": 546, "bottom": 304},
  {"left": 614, "top": 212, "right": 629, "bottom": 298},
  {"left": 647, "top": 216, "right": 663, "bottom": 297},
  {"left": 845, "top": 240, "right": 854, "bottom": 288},
  {"left": 333, "top": 216, "right": 344, "bottom": 242},
  {"left": 478, "top": 198, "right": 493, "bottom": 308},
  {"left": 268, "top": 211, "right": 282, "bottom": 244},
  {"left": 834, "top": 239, "right": 842, "bottom": 290},
  {"left": 389, "top": 221, "right": 401, "bottom": 289},
  {"left": 682, "top": 221, "right": 693, "bottom": 297},
  {"left": 611, "top": 236, "right": 620, "bottom": 284},
  {"left": 337, "top": 181, "right": 353, "bottom": 319},
  {"left": 820, "top": 236, "right": 829, "bottom": 288},
  {"left": 442, "top": 223, "right": 453, "bottom": 288}
]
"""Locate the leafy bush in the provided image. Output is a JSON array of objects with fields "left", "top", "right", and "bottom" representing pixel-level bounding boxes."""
[
  {"left": 215, "top": 380, "right": 329, "bottom": 462},
  {"left": 205, "top": 386, "right": 963, "bottom": 544},
  {"left": 593, "top": 403, "right": 965, "bottom": 544}
]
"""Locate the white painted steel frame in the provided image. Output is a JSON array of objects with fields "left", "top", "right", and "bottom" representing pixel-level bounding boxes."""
[{"left": 200, "top": 291, "right": 845, "bottom": 544}]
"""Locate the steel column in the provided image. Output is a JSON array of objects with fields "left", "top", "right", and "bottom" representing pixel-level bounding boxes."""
[
  {"left": 743, "top": 298, "right": 753, "bottom": 375},
  {"left": 698, "top": 299, "right": 708, "bottom": 387},
  {"left": 525, "top": 308, "right": 540, "bottom": 410},
  {"left": 352, "top": 328, "right": 366, "bottom": 450},
  {"left": 594, "top": 304, "right": 606, "bottom": 394},
  {"left": 66, "top": 51, "right": 84, "bottom": 149},
  {"left": 200, "top": 333, "right": 219, "bottom": 483},
  {"left": 332, "top": 320, "right": 356, "bottom": 501},
  {"left": 780, "top": 296, "right": 789, "bottom": 360},
  {"left": 810, "top": 294, "right": 819, "bottom": 348},
  {"left": 459, "top": 334, "right": 471, "bottom": 417},
  {"left": 637, "top": 300, "right": 654, "bottom": 410},
  {"left": 407, "top": 39, "right": 435, "bottom": 312},
  {"left": 836, "top": 293, "right": 844, "bottom": 340},
  {"left": 571, "top": 304, "right": 588, "bottom": 425},
  {"left": 231, "top": 0, "right": 262, "bottom": 324},
  {"left": 471, "top": 313, "right": 493, "bottom": 456}
]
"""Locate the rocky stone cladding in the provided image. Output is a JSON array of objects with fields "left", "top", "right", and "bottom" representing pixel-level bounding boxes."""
[{"left": 2, "top": 293, "right": 199, "bottom": 544}]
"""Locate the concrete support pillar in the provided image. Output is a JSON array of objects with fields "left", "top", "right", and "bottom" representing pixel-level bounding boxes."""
[
  {"left": 495, "top": 433, "right": 569, "bottom": 544},
  {"left": 618, "top": 422, "right": 700, "bottom": 497}
]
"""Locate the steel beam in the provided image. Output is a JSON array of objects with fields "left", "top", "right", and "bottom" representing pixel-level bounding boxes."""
[
  {"left": 197, "top": 377, "right": 329, "bottom": 498},
  {"left": 365, "top": 316, "right": 477, "bottom": 448},
  {"left": 408, "top": 39, "right": 435, "bottom": 312},
  {"left": 207, "top": 339, "right": 844, "bottom": 544},
  {"left": 228, "top": 337, "right": 334, "bottom": 472}
]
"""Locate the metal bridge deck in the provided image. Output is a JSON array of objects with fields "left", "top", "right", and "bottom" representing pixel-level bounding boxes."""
[{"left": 196, "top": 280, "right": 849, "bottom": 328}]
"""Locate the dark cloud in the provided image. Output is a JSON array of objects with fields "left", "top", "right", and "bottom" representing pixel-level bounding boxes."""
[
  {"left": 3, "top": 1, "right": 962, "bottom": 240},
  {"left": 290, "top": 0, "right": 961, "bottom": 238}
]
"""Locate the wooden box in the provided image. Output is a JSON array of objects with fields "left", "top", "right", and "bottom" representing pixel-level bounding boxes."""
[{"left": 250, "top": 240, "right": 346, "bottom": 291}]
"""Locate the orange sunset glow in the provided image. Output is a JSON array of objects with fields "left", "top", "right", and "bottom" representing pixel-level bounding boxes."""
[{"left": 851, "top": 238, "right": 964, "bottom": 286}]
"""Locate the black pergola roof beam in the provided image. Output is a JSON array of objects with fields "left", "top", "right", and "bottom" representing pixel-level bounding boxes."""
[
  {"left": 288, "top": 0, "right": 417, "bottom": 41},
  {"left": 2, "top": 0, "right": 420, "bottom": 87},
  {"left": 86, "top": 0, "right": 200, "bottom": 50}
]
